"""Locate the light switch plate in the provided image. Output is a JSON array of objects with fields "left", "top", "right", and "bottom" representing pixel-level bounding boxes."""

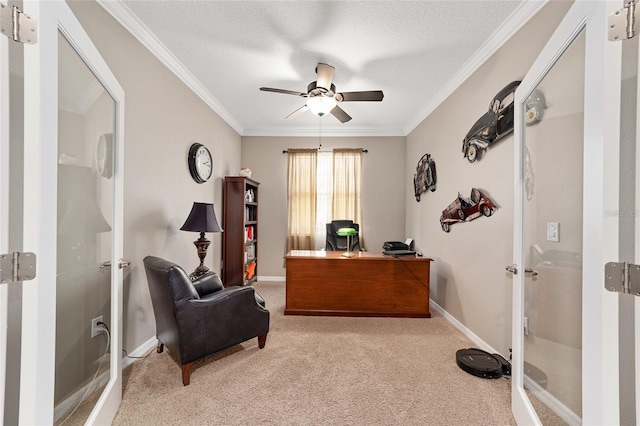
[{"left": 547, "top": 222, "right": 559, "bottom": 242}]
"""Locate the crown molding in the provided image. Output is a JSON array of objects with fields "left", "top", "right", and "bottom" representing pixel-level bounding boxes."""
[
  {"left": 242, "top": 127, "right": 406, "bottom": 138},
  {"left": 97, "top": 0, "right": 244, "bottom": 135},
  {"left": 59, "top": 80, "right": 104, "bottom": 115},
  {"left": 403, "top": 0, "right": 548, "bottom": 135}
]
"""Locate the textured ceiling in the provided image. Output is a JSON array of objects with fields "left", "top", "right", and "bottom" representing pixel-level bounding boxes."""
[{"left": 104, "top": 1, "right": 537, "bottom": 136}]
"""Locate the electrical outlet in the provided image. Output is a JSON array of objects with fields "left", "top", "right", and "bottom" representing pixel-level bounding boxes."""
[{"left": 91, "top": 315, "right": 104, "bottom": 338}]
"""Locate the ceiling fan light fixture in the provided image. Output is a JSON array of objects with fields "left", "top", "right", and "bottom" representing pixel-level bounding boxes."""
[{"left": 306, "top": 95, "right": 336, "bottom": 116}]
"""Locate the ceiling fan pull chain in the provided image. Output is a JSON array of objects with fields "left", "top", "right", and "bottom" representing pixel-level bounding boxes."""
[{"left": 319, "top": 115, "right": 322, "bottom": 149}]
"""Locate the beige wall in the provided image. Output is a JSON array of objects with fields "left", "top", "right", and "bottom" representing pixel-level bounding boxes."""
[
  {"left": 241, "top": 136, "right": 406, "bottom": 277},
  {"left": 69, "top": 1, "right": 242, "bottom": 357},
  {"left": 405, "top": 1, "right": 572, "bottom": 355}
]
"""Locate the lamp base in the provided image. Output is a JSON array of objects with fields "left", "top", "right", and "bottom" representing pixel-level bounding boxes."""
[
  {"left": 189, "top": 265, "right": 210, "bottom": 280},
  {"left": 190, "top": 232, "right": 212, "bottom": 279}
]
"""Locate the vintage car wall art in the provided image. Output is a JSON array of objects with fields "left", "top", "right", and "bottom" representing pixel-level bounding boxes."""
[
  {"left": 524, "top": 89, "right": 546, "bottom": 126},
  {"left": 462, "top": 81, "right": 520, "bottom": 163},
  {"left": 413, "top": 153, "right": 436, "bottom": 201},
  {"left": 440, "top": 188, "right": 496, "bottom": 232}
]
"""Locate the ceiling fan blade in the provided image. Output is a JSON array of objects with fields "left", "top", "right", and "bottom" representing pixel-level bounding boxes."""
[
  {"left": 260, "top": 87, "right": 306, "bottom": 97},
  {"left": 336, "top": 90, "right": 384, "bottom": 102},
  {"left": 330, "top": 105, "right": 352, "bottom": 123},
  {"left": 315, "top": 63, "right": 335, "bottom": 91},
  {"left": 285, "top": 105, "right": 309, "bottom": 120}
]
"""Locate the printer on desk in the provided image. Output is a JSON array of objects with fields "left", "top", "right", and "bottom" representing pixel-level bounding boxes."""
[{"left": 383, "top": 238, "right": 417, "bottom": 257}]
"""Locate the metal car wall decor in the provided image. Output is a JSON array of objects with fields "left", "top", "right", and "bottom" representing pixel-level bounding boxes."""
[
  {"left": 462, "top": 81, "right": 520, "bottom": 163},
  {"left": 440, "top": 188, "right": 496, "bottom": 232},
  {"left": 413, "top": 153, "right": 436, "bottom": 201},
  {"left": 461, "top": 82, "right": 547, "bottom": 163},
  {"left": 524, "top": 89, "right": 546, "bottom": 126}
]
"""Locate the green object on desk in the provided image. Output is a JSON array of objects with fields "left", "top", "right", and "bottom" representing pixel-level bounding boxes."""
[{"left": 337, "top": 227, "right": 357, "bottom": 258}]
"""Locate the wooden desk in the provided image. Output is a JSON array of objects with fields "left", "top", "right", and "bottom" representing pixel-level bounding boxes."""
[{"left": 284, "top": 250, "right": 432, "bottom": 318}]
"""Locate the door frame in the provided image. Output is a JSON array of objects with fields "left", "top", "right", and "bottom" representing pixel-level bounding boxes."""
[
  {"left": 512, "top": 1, "right": 622, "bottom": 424},
  {"left": 20, "top": 1, "right": 124, "bottom": 424}
]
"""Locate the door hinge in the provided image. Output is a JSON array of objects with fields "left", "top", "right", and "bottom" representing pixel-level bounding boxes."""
[
  {"left": 609, "top": 0, "right": 639, "bottom": 41},
  {"left": 0, "top": 252, "right": 37, "bottom": 284},
  {"left": 605, "top": 262, "right": 640, "bottom": 296},
  {"left": 0, "top": 4, "right": 37, "bottom": 44}
]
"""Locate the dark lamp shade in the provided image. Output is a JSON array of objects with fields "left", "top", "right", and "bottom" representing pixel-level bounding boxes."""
[{"left": 180, "top": 202, "right": 223, "bottom": 233}]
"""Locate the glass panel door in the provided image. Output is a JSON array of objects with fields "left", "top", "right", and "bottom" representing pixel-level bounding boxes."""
[
  {"left": 19, "top": 1, "right": 124, "bottom": 424},
  {"left": 54, "top": 31, "right": 115, "bottom": 425},
  {"left": 521, "top": 29, "right": 585, "bottom": 425},
  {"left": 513, "top": 2, "right": 622, "bottom": 424}
]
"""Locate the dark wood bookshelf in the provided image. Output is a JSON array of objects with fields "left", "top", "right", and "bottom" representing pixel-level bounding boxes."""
[{"left": 222, "top": 176, "right": 259, "bottom": 286}]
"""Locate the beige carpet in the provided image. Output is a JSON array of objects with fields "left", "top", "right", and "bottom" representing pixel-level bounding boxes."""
[{"left": 100, "top": 281, "right": 515, "bottom": 425}]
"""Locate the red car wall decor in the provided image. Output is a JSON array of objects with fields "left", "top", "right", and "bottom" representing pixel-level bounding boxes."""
[
  {"left": 413, "top": 153, "right": 437, "bottom": 202},
  {"left": 440, "top": 188, "right": 496, "bottom": 233}
]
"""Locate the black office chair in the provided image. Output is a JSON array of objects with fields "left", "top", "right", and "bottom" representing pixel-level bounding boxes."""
[{"left": 325, "top": 220, "right": 361, "bottom": 252}]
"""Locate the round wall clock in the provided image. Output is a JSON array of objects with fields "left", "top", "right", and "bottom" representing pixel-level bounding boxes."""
[
  {"left": 96, "top": 133, "right": 113, "bottom": 178},
  {"left": 188, "top": 142, "right": 213, "bottom": 183}
]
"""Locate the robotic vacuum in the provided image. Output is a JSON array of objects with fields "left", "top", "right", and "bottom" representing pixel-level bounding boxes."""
[{"left": 456, "top": 348, "right": 503, "bottom": 379}]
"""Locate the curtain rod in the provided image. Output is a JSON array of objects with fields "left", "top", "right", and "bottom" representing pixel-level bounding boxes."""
[{"left": 282, "top": 148, "right": 369, "bottom": 154}]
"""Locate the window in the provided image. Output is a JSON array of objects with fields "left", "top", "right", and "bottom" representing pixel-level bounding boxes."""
[{"left": 287, "top": 148, "right": 363, "bottom": 252}]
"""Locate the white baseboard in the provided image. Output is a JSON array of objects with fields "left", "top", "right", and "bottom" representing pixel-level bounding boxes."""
[
  {"left": 256, "top": 275, "right": 285, "bottom": 282},
  {"left": 54, "top": 336, "right": 158, "bottom": 422},
  {"left": 53, "top": 359, "right": 111, "bottom": 422},
  {"left": 524, "top": 376, "right": 582, "bottom": 425},
  {"left": 122, "top": 336, "right": 157, "bottom": 370},
  {"left": 429, "top": 299, "right": 501, "bottom": 356}
]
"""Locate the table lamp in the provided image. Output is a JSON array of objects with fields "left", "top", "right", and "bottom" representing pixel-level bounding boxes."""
[
  {"left": 337, "top": 227, "right": 357, "bottom": 258},
  {"left": 180, "top": 202, "right": 223, "bottom": 278}
]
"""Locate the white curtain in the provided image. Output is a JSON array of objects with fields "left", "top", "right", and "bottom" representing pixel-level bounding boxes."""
[{"left": 286, "top": 149, "right": 317, "bottom": 251}]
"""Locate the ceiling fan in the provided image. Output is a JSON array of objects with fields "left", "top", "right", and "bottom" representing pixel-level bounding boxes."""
[{"left": 259, "top": 63, "right": 384, "bottom": 123}]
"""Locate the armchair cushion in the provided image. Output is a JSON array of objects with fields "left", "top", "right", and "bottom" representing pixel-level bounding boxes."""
[{"left": 192, "top": 272, "right": 225, "bottom": 297}]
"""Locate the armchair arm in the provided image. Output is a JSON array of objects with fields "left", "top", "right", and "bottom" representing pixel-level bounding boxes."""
[{"left": 192, "top": 272, "right": 224, "bottom": 297}]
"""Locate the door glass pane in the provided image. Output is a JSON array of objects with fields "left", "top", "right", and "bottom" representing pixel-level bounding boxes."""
[
  {"left": 523, "top": 30, "right": 585, "bottom": 423},
  {"left": 54, "top": 31, "right": 115, "bottom": 424}
]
